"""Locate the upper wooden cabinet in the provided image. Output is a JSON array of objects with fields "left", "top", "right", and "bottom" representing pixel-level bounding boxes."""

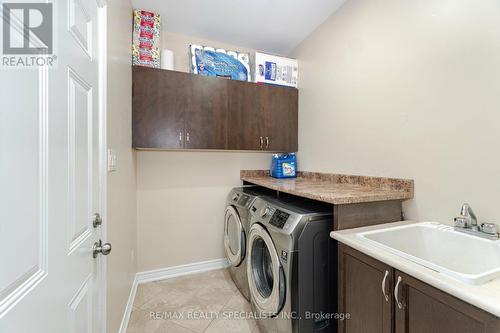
[
  {"left": 133, "top": 68, "right": 187, "bottom": 149},
  {"left": 226, "top": 81, "right": 264, "bottom": 150},
  {"left": 262, "top": 85, "right": 298, "bottom": 151},
  {"left": 185, "top": 75, "right": 229, "bottom": 150},
  {"left": 132, "top": 66, "right": 298, "bottom": 151}
]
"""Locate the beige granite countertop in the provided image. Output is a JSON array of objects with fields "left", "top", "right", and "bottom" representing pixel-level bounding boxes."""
[
  {"left": 240, "top": 170, "right": 414, "bottom": 205},
  {"left": 331, "top": 221, "right": 500, "bottom": 318}
]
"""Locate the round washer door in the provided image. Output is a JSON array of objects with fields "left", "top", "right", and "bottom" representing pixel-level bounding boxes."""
[
  {"left": 247, "top": 223, "right": 285, "bottom": 317},
  {"left": 224, "top": 205, "right": 245, "bottom": 267}
]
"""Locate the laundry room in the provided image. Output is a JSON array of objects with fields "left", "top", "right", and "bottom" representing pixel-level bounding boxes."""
[{"left": 2, "top": 1, "right": 500, "bottom": 333}]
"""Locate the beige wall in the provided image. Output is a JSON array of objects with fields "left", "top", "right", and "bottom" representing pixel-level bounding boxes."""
[
  {"left": 107, "top": 1, "right": 137, "bottom": 332},
  {"left": 136, "top": 32, "right": 272, "bottom": 272},
  {"left": 291, "top": 0, "right": 500, "bottom": 225},
  {"left": 137, "top": 151, "right": 270, "bottom": 271}
]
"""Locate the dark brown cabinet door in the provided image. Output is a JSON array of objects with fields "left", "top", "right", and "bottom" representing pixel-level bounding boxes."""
[
  {"left": 338, "top": 244, "right": 393, "bottom": 333},
  {"left": 394, "top": 270, "right": 500, "bottom": 333},
  {"left": 185, "top": 75, "right": 228, "bottom": 149},
  {"left": 263, "top": 85, "right": 298, "bottom": 152},
  {"left": 227, "top": 81, "right": 265, "bottom": 150},
  {"left": 133, "top": 67, "right": 298, "bottom": 151},
  {"left": 133, "top": 67, "right": 186, "bottom": 149}
]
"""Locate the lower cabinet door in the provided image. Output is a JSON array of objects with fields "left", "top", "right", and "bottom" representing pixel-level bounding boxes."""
[
  {"left": 394, "top": 270, "right": 500, "bottom": 333},
  {"left": 338, "top": 244, "right": 393, "bottom": 333}
]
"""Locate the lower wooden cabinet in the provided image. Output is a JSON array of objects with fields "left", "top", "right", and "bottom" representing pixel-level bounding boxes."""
[
  {"left": 338, "top": 244, "right": 393, "bottom": 333},
  {"left": 394, "top": 270, "right": 500, "bottom": 333},
  {"left": 338, "top": 244, "right": 500, "bottom": 333}
]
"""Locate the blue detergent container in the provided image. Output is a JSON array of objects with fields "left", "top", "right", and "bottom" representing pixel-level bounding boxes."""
[{"left": 270, "top": 153, "right": 297, "bottom": 179}]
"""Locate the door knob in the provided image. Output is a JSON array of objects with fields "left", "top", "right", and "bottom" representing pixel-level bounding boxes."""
[
  {"left": 93, "top": 240, "right": 112, "bottom": 258},
  {"left": 93, "top": 213, "right": 102, "bottom": 228}
]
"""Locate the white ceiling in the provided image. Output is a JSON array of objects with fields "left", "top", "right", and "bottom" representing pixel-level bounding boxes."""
[{"left": 131, "top": 0, "right": 346, "bottom": 55}]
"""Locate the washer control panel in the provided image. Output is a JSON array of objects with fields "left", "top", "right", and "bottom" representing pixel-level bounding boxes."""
[
  {"left": 260, "top": 205, "right": 275, "bottom": 218},
  {"left": 269, "top": 209, "right": 290, "bottom": 229},
  {"left": 239, "top": 194, "right": 249, "bottom": 206}
]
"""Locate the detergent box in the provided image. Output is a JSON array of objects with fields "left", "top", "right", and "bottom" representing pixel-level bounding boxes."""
[
  {"left": 254, "top": 52, "right": 298, "bottom": 88},
  {"left": 270, "top": 153, "right": 297, "bottom": 179},
  {"left": 132, "top": 9, "right": 161, "bottom": 68}
]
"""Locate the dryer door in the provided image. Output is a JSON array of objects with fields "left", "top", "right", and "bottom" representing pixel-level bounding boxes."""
[
  {"left": 224, "top": 205, "right": 245, "bottom": 267},
  {"left": 247, "top": 223, "right": 286, "bottom": 317}
]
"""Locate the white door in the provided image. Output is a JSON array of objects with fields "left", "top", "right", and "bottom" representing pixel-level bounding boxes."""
[{"left": 0, "top": 0, "right": 107, "bottom": 332}]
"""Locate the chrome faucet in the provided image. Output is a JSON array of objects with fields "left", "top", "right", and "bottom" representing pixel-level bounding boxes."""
[
  {"left": 456, "top": 203, "right": 478, "bottom": 229},
  {"left": 454, "top": 203, "right": 499, "bottom": 240}
]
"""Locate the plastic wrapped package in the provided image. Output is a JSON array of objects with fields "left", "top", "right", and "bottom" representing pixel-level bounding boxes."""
[{"left": 189, "top": 45, "right": 251, "bottom": 81}]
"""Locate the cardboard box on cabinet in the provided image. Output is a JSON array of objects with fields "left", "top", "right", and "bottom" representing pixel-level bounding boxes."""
[
  {"left": 254, "top": 52, "right": 298, "bottom": 88},
  {"left": 132, "top": 9, "right": 161, "bottom": 68}
]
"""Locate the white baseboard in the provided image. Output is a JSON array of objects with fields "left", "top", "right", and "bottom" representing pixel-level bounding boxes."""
[
  {"left": 136, "top": 258, "right": 230, "bottom": 284},
  {"left": 118, "top": 258, "right": 229, "bottom": 333},
  {"left": 118, "top": 275, "right": 138, "bottom": 333}
]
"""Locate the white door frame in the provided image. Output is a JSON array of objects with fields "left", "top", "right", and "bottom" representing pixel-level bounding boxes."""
[{"left": 97, "top": 1, "right": 108, "bottom": 332}]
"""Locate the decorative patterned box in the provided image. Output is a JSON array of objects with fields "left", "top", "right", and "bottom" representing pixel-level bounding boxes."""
[{"left": 132, "top": 9, "right": 161, "bottom": 68}]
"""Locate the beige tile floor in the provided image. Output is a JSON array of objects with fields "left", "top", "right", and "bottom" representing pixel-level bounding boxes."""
[{"left": 127, "top": 269, "right": 261, "bottom": 333}]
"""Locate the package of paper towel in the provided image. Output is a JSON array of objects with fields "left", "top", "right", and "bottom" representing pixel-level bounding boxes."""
[{"left": 189, "top": 45, "right": 251, "bottom": 82}]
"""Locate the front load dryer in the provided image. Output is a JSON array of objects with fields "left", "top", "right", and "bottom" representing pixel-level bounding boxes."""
[{"left": 224, "top": 186, "right": 274, "bottom": 301}]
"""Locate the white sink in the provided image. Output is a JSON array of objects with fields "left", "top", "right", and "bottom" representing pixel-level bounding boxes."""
[{"left": 357, "top": 222, "right": 500, "bottom": 285}]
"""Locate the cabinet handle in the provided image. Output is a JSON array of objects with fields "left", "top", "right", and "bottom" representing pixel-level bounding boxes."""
[
  {"left": 381, "top": 270, "right": 390, "bottom": 302},
  {"left": 259, "top": 137, "right": 263, "bottom": 149},
  {"left": 394, "top": 276, "right": 403, "bottom": 309},
  {"left": 186, "top": 132, "right": 190, "bottom": 142},
  {"left": 265, "top": 137, "right": 269, "bottom": 149}
]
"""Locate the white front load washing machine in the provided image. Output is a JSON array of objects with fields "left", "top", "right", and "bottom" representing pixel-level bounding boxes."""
[
  {"left": 247, "top": 196, "right": 336, "bottom": 333},
  {"left": 224, "top": 186, "right": 274, "bottom": 301}
]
